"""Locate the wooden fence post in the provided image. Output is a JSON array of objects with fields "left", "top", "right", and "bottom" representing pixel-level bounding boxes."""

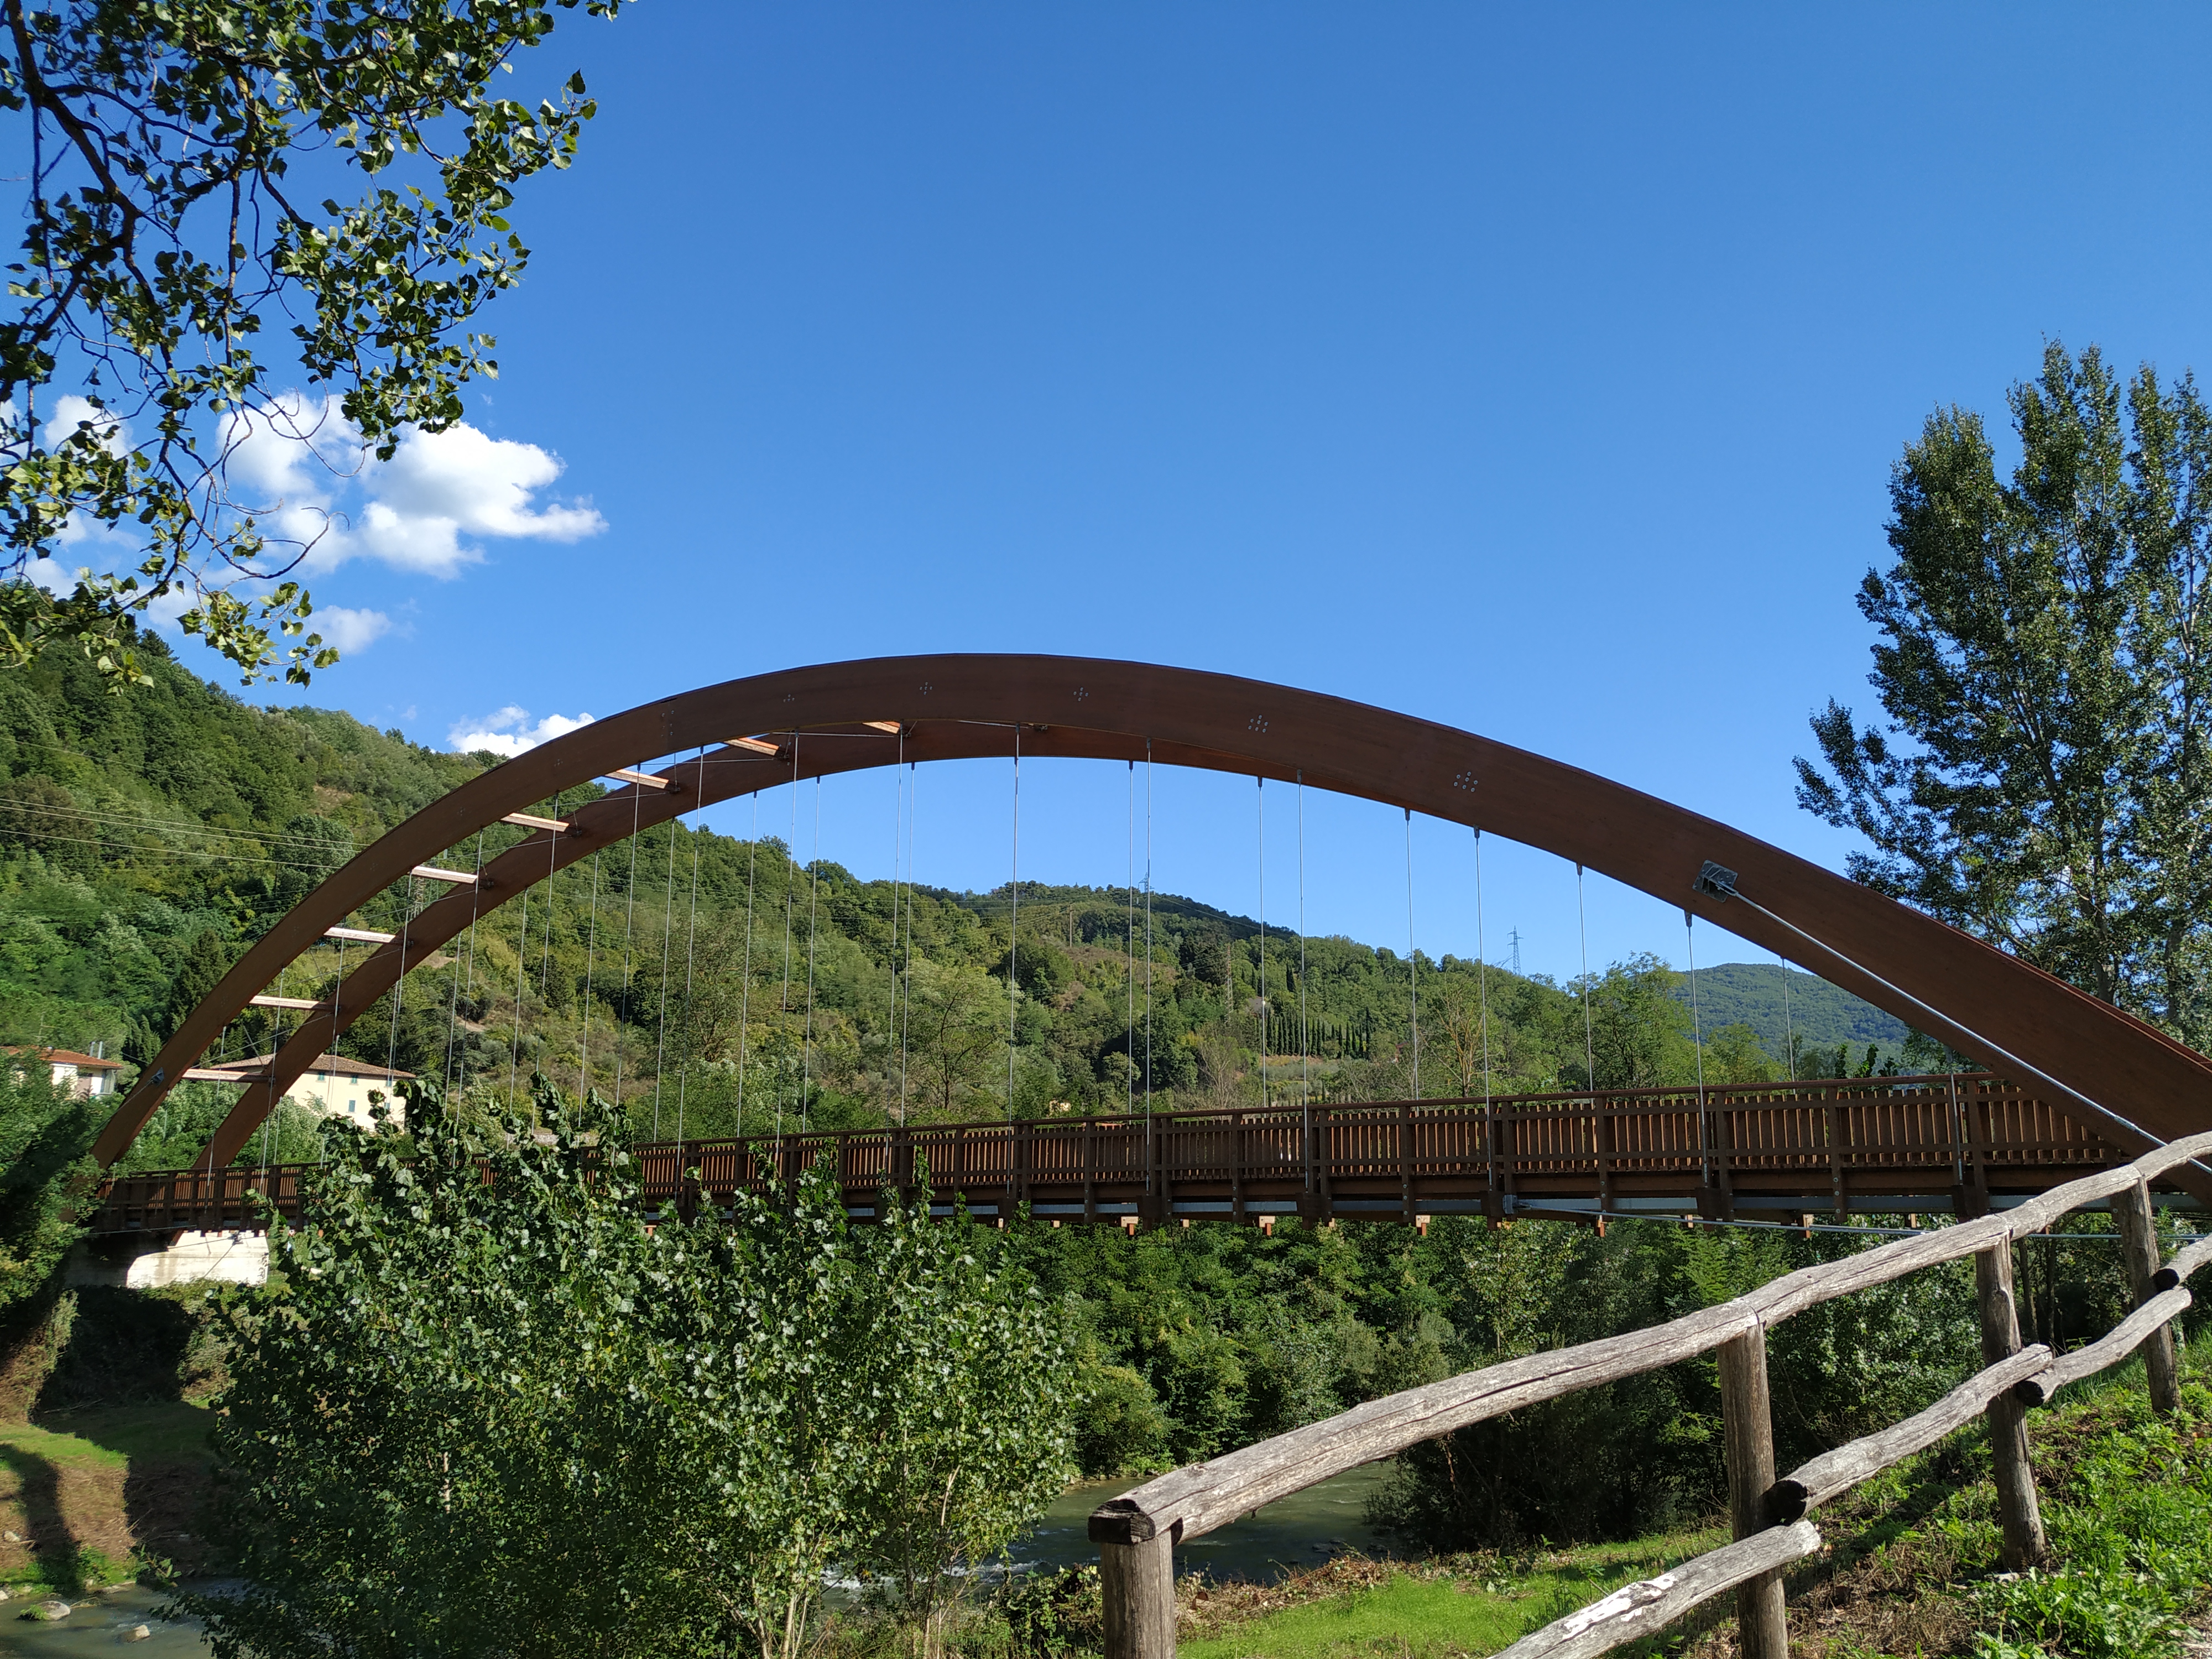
[
  {"left": 1974, "top": 1243, "right": 2048, "bottom": 1569},
  {"left": 2114, "top": 1175, "right": 2182, "bottom": 1415},
  {"left": 1100, "top": 1533, "right": 1175, "bottom": 1659},
  {"left": 1718, "top": 1323, "right": 1788, "bottom": 1659}
]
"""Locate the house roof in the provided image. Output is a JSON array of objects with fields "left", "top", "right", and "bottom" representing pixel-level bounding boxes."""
[
  {"left": 4, "top": 1046, "right": 123, "bottom": 1071},
  {"left": 199, "top": 1052, "right": 415, "bottom": 1081}
]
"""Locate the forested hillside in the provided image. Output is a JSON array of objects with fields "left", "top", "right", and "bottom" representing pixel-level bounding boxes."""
[
  {"left": 1675, "top": 962, "right": 1911, "bottom": 1074},
  {"left": 0, "top": 636, "right": 1915, "bottom": 1169},
  {"left": 0, "top": 635, "right": 482, "bottom": 1065}
]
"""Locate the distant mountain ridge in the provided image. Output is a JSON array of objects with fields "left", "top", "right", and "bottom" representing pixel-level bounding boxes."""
[{"left": 1675, "top": 961, "right": 1909, "bottom": 1066}]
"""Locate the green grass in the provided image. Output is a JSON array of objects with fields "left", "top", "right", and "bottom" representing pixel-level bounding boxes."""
[
  {"left": 1181, "top": 1573, "right": 1525, "bottom": 1659},
  {"left": 0, "top": 1402, "right": 213, "bottom": 1468},
  {"left": 0, "top": 1403, "right": 213, "bottom": 1594},
  {"left": 1177, "top": 1529, "right": 1729, "bottom": 1659}
]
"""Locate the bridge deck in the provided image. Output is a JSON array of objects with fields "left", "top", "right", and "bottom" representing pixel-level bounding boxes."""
[{"left": 90, "top": 1073, "right": 2150, "bottom": 1235}]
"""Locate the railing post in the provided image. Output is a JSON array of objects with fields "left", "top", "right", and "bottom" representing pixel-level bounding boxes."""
[
  {"left": 1975, "top": 1243, "right": 2048, "bottom": 1569},
  {"left": 1595, "top": 1095, "right": 1614, "bottom": 1219},
  {"left": 1231, "top": 1112, "right": 1246, "bottom": 1225},
  {"left": 1313, "top": 1101, "right": 1333, "bottom": 1223},
  {"left": 1398, "top": 1100, "right": 1415, "bottom": 1225},
  {"left": 1100, "top": 1532, "right": 1174, "bottom": 1659},
  {"left": 1718, "top": 1322, "right": 1788, "bottom": 1659},
  {"left": 2114, "top": 1175, "right": 2182, "bottom": 1415}
]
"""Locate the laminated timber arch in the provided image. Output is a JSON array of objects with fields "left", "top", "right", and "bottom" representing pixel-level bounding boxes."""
[{"left": 91, "top": 655, "right": 2212, "bottom": 1181}]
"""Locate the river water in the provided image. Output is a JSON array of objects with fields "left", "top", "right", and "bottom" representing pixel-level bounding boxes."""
[
  {"left": 0, "top": 1586, "right": 210, "bottom": 1656},
  {"left": 0, "top": 1465, "right": 1396, "bottom": 1653},
  {"left": 1018, "top": 1462, "right": 1397, "bottom": 1583}
]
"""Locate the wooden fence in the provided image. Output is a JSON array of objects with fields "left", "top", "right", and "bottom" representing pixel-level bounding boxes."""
[
  {"left": 632, "top": 1071, "right": 2113, "bottom": 1225},
  {"left": 1086, "top": 1129, "right": 2211, "bottom": 1659},
  {"left": 89, "top": 1073, "right": 2122, "bottom": 1235}
]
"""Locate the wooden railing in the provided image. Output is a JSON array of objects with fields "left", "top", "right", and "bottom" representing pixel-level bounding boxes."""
[
  {"left": 627, "top": 1071, "right": 2114, "bottom": 1227},
  {"left": 1086, "top": 1130, "right": 2210, "bottom": 1659},
  {"left": 90, "top": 1073, "right": 2123, "bottom": 1235}
]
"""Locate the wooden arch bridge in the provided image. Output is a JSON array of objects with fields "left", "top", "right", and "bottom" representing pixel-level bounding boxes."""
[{"left": 85, "top": 655, "right": 2212, "bottom": 1226}]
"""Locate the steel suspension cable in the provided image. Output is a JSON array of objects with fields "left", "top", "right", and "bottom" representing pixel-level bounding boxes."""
[
  {"left": 1778, "top": 950, "right": 1797, "bottom": 1079},
  {"left": 1405, "top": 808, "right": 1418, "bottom": 1099},
  {"left": 674, "top": 749, "right": 707, "bottom": 1145},
  {"left": 1474, "top": 828, "right": 1491, "bottom": 1106},
  {"left": 899, "top": 759, "right": 916, "bottom": 1124},
  {"left": 1144, "top": 741, "right": 1154, "bottom": 1138},
  {"left": 258, "top": 959, "right": 281, "bottom": 1176},
  {"left": 536, "top": 794, "right": 561, "bottom": 1010},
  {"left": 1007, "top": 727, "right": 1020, "bottom": 1123},
  {"left": 1126, "top": 761, "right": 1135, "bottom": 1120},
  {"left": 445, "top": 831, "right": 485, "bottom": 1096},
  {"left": 577, "top": 849, "right": 602, "bottom": 1100},
  {"left": 326, "top": 938, "right": 345, "bottom": 1165},
  {"left": 804, "top": 776, "right": 822, "bottom": 1133},
  {"left": 1576, "top": 863, "right": 1597, "bottom": 1095},
  {"left": 451, "top": 830, "right": 485, "bottom": 1096},
  {"left": 613, "top": 785, "right": 644, "bottom": 1111},
  {"left": 385, "top": 871, "right": 416, "bottom": 1087},
  {"left": 889, "top": 728, "right": 905, "bottom": 1123},
  {"left": 1257, "top": 778, "right": 1267, "bottom": 1110},
  {"left": 1687, "top": 910, "right": 1709, "bottom": 1181},
  {"left": 1297, "top": 771, "right": 1308, "bottom": 1115},
  {"left": 737, "top": 789, "right": 760, "bottom": 1131},
  {"left": 780, "top": 740, "right": 799, "bottom": 1138},
  {"left": 650, "top": 769, "right": 682, "bottom": 1136},
  {"left": 507, "top": 888, "right": 526, "bottom": 1105}
]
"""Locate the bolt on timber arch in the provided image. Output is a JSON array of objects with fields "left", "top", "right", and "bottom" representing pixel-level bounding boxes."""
[{"left": 89, "top": 655, "right": 2212, "bottom": 1190}]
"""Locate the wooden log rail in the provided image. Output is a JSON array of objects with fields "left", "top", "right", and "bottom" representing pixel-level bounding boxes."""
[
  {"left": 85, "top": 1072, "right": 2132, "bottom": 1236},
  {"left": 1090, "top": 1129, "right": 2212, "bottom": 1659}
]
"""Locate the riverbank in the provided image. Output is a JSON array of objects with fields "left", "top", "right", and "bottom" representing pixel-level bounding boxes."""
[
  {"left": 0, "top": 1403, "right": 212, "bottom": 1594},
  {"left": 0, "top": 1281, "right": 226, "bottom": 1599}
]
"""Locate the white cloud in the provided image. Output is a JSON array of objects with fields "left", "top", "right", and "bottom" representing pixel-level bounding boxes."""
[
  {"left": 27, "top": 559, "right": 85, "bottom": 597},
  {"left": 43, "top": 395, "right": 128, "bottom": 456},
  {"left": 350, "top": 422, "right": 604, "bottom": 575},
  {"left": 218, "top": 393, "right": 605, "bottom": 577},
  {"left": 315, "top": 605, "right": 392, "bottom": 654},
  {"left": 447, "top": 706, "right": 595, "bottom": 757}
]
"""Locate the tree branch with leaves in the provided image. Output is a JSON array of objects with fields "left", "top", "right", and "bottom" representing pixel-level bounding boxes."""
[{"left": 0, "top": 0, "right": 627, "bottom": 686}]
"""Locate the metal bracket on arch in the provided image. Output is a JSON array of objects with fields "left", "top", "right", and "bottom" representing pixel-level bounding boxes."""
[{"left": 1693, "top": 860, "right": 1740, "bottom": 901}]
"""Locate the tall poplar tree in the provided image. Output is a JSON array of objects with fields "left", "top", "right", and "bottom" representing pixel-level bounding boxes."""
[{"left": 1798, "top": 343, "right": 2212, "bottom": 1046}]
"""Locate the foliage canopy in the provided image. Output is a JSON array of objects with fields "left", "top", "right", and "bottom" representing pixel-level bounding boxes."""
[
  {"left": 0, "top": 0, "right": 626, "bottom": 685},
  {"left": 1799, "top": 343, "right": 2212, "bottom": 1048},
  {"left": 188, "top": 1077, "right": 1072, "bottom": 1659}
]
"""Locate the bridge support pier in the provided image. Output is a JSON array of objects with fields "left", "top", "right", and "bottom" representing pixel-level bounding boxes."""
[
  {"left": 2114, "top": 1176, "right": 2182, "bottom": 1415},
  {"left": 1099, "top": 1532, "right": 1174, "bottom": 1659},
  {"left": 1975, "top": 1243, "right": 2048, "bottom": 1569},
  {"left": 1719, "top": 1323, "right": 1790, "bottom": 1659}
]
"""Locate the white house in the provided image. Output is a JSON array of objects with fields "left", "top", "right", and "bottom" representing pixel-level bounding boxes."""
[
  {"left": 194, "top": 1052, "right": 414, "bottom": 1128},
  {"left": 5, "top": 1045, "right": 125, "bottom": 1097}
]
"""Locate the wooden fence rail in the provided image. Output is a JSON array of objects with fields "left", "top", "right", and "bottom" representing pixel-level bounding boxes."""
[{"left": 1091, "top": 1128, "right": 2212, "bottom": 1659}]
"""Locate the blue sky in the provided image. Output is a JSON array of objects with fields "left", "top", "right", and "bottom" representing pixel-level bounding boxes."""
[{"left": 172, "top": 4, "right": 2212, "bottom": 982}]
